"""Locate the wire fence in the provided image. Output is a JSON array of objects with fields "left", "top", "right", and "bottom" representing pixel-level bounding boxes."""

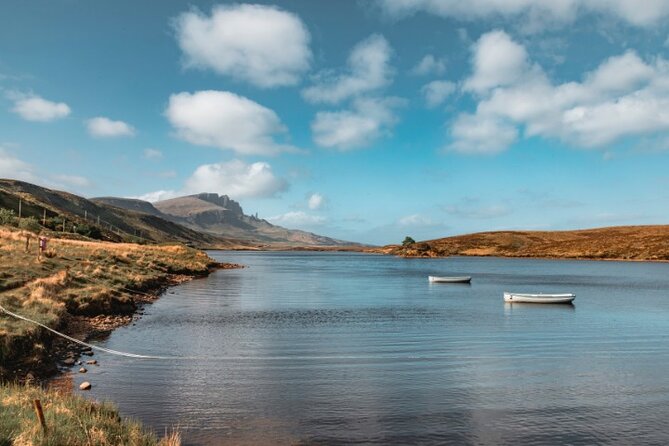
[{"left": 0, "top": 193, "right": 151, "bottom": 243}]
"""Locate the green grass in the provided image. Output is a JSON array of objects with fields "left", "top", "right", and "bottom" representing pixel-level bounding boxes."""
[{"left": 0, "top": 383, "right": 180, "bottom": 446}]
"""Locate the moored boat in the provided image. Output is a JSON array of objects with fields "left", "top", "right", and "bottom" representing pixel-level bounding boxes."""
[
  {"left": 503, "top": 292, "right": 575, "bottom": 304},
  {"left": 428, "top": 276, "right": 472, "bottom": 283}
]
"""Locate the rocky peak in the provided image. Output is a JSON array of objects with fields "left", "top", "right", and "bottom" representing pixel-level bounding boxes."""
[{"left": 195, "top": 193, "right": 244, "bottom": 216}]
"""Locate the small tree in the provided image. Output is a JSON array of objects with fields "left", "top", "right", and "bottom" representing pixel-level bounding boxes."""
[
  {"left": 18, "top": 216, "right": 41, "bottom": 233},
  {"left": 402, "top": 236, "right": 416, "bottom": 247},
  {"left": 0, "top": 208, "right": 17, "bottom": 226}
]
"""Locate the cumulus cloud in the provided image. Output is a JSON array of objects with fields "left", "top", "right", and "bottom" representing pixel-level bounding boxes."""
[
  {"left": 411, "top": 54, "right": 446, "bottom": 76},
  {"left": 184, "top": 159, "right": 287, "bottom": 198},
  {"left": 448, "top": 114, "right": 518, "bottom": 154},
  {"left": 9, "top": 93, "right": 70, "bottom": 122},
  {"left": 376, "top": 0, "right": 669, "bottom": 28},
  {"left": 174, "top": 4, "right": 311, "bottom": 88},
  {"left": 143, "top": 148, "right": 163, "bottom": 160},
  {"left": 421, "top": 80, "right": 456, "bottom": 107},
  {"left": 302, "top": 34, "right": 393, "bottom": 104},
  {"left": 86, "top": 117, "right": 135, "bottom": 138},
  {"left": 166, "top": 90, "right": 297, "bottom": 156},
  {"left": 136, "top": 190, "right": 180, "bottom": 203},
  {"left": 268, "top": 211, "right": 326, "bottom": 227},
  {"left": 138, "top": 159, "right": 288, "bottom": 202},
  {"left": 449, "top": 30, "right": 669, "bottom": 153},
  {"left": 308, "top": 193, "right": 325, "bottom": 210},
  {"left": 463, "top": 30, "right": 530, "bottom": 95},
  {"left": 312, "top": 97, "right": 404, "bottom": 150}
]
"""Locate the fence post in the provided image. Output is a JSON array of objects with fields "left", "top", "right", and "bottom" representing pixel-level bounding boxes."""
[
  {"left": 33, "top": 399, "right": 47, "bottom": 432},
  {"left": 18, "top": 199, "right": 22, "bottom": 221},
  {"left": 43, "top": 208, "right": 46, "bottom": 226}
]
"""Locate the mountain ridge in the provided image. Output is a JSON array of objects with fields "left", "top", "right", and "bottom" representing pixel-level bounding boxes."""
[{"left": 94, "top": 193, "right": 354, "bottom": 247}]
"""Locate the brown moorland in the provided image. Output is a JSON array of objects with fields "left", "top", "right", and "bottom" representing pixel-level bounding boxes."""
[{"left": 379, "top": 225, "right": 669, "bottom": 261}]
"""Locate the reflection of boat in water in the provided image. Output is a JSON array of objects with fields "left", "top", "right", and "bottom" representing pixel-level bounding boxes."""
[
  {"left": 428, "top": 276, "right": 472, "bottom": 284},
  {"left": 504, "top": 292, "right": 575, "bottom": 304}
]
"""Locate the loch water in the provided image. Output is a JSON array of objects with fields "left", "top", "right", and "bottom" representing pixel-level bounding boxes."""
[{"left": 79, "top": 252, "right": 669, "bottom": 445}]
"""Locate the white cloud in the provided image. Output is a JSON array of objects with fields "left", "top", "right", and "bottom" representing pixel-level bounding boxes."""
[
  {"left": 143, "top": 148, "right": 163, "bottom": 160},
  {"left": 308, "top": 193, "right": 325, "bottom": 210},
  {"left": 377, "top": 0, "right": 669, "bottom": 28},
  {"left": 184, "top": 159, "right": 287, "bottom": 199},
  {"left": 449, "top": 31, "right": 669, "bottom": 153},
  {"left": 174, "top": 4, "right": 311, "bottom": 88},
  {"left": 0, "top": 147, "right": 38, "bottom": 183},
  {"left": 312, "top": 97, "right": 403, "bottom": 150},
  {"left": 136, "top": 190, "right": 180, "bottom": 203},
  {"left": 10, "top": 93, "right": 70, "bottom": 122},
  {"left": 463, "top": 30, "right": 530, "bottom": 95},
  {"left": 268, "top": 211, "right": 326, "bottom": 227},
  {"left": 448, "top": 113, "right": 518, "bottom": 154},
  {"left": 302, "top": 34, "right": 393, "bottom": 104},
  {"left": 421, "top": 80, "right": 456, "bottom": 107},
  {"left": 86, "top": 117, "right": 136, "bottom": 138},
  {"left": 51, "top": 174, "right": 92, "bottom": 188},
  {"left": 411, "top": 54, "right": 446, "bottom": 76},
  {"left": 165, "top": 90, "right": 297, "bottom": 156},
  {"left": 138, "top": 159, "right": 288, "bottom": 202},
  {"left": 398, "top": 214, "right": 435, "bottom": 226},
  {"left": 0, "top": 147, "right": 92, "bottom": 192}
]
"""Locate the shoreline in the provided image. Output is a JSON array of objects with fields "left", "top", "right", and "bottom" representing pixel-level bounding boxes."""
[
  {"left": 8, "top": 262, "right": 243, "bottom": 384},
  {"left": 0, "top": 225, "right": 244, "bottom": 382}
]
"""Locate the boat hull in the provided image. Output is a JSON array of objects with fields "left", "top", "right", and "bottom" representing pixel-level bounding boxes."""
[
  {"left": 428, "top": 276, "right": 472, "bottom": 284},
  {"left": 504, "top": 292, "right": 575, "bottom": 304}
]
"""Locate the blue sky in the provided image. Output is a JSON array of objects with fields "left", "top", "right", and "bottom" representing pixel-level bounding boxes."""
[{"left": 1, "top": 1, "right": 669, "bottom": 245}]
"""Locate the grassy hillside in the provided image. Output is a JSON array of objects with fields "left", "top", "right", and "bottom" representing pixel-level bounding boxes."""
[
  {"left": 381, "top": 225, "right": 669, "bottom": 261},
  {"left": 0, "top": 179, "right": 235, "bottom": 248},
  {"left": 0, "top": 225, "right": 222, "bottom": 380}
]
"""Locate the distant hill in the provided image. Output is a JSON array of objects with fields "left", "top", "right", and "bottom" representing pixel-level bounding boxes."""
[
  {"left": 379, "top": 226, "right": 669, "bottom": 261},
  {"left": 96, "top": 193, "right": 354, "bottom": 247},
  {"left": 0, "top": 179, "right": 236, "bottom": 247}
]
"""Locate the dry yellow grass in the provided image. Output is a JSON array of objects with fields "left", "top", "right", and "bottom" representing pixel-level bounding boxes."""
[
  {"left": 382, "top": 225, "right": 669, "bottom": 261},
  {"left": 0, "top": 225, "right": 218, "bottom": 377},
  {"left": 0, "top": 383, "right": 181, "bottom": 445}
]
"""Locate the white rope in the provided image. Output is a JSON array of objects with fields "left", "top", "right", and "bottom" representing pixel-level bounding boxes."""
[{"left": 0, "top": 304, "right": 176, "bottom": 360}]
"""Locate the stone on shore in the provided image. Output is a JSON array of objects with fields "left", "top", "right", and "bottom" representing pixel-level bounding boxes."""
[
  {"left": 79, "top": 381, "right": 91, "bottom": 390},
  {"left": 79, "top": 367, "right": 87, "bottom": 373},
  {"left": 86, "top": 360, "right": 97, "bottom": 365},
  {"left": 63, "top": 358, "right": 76, "bottom": 366}
]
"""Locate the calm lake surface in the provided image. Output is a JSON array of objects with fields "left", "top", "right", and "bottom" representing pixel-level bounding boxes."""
[{"left": 79, "top": 252, "right": 669, "bottom": 445}]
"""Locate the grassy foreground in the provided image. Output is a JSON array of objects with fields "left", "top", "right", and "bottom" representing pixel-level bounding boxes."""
[
  {"left": 0, "top": 225, "right": 230, "bottom": 445},
  {"left": 0, "top": 384, "right": 179, "bottom": 446},
  {"left": 0, "top": 226, "right": 219, "bottom": 376}
]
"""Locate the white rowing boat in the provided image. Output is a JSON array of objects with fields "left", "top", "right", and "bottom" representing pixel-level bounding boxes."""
[
  {"left": 428, "top": 276, "right": 472, "bottom": 284},
  {"left": 503, "top": 292, "right": 575, "bottom": 304}
]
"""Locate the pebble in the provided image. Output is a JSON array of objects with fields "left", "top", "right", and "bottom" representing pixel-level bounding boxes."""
[
  {"left": 63, "top": 358, "right": 76, "bottom": 366},
  {"left": 79, "top": 367, "right": 87, "bottom": 373},
  {"left": 86, "top": 360, "right": 97, "bottom": 365},
  {"left": 79, "top": 381, "right": 91, "bottom": 390},
  {"left": 82, "top": 351, "right": 94, "bottom": 356}
]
